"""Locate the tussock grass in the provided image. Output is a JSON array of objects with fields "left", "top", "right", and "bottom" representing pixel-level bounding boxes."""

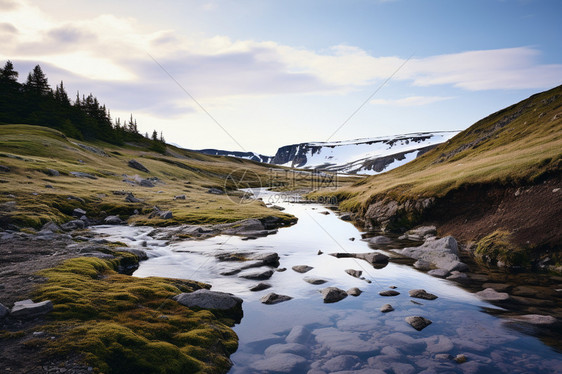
[{"left": 309, "top": 85, "right": 562, "bottom": 212}]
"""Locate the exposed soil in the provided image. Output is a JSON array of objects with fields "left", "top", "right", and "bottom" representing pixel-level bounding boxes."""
[{"left": 426, "top": 174, "right": 562, "bottom": 253}]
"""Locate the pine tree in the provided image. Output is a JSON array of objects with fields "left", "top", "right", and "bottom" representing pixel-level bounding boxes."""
[
  {"left": 25, "top": 65, "right": 50, "bottom": 96},
  {"left": 0, "top": 60, "right": 18, "bottom": 84}
]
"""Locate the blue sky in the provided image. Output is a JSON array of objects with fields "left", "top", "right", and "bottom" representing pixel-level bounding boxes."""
[{"left": 2, "top": 0, "right": 561, "bottom": 154}]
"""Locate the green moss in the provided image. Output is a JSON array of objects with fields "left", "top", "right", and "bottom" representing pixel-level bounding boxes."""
[
  {"left": 34, "top": 254, "right": 238, "bottom": 373},
  {"left": 475, "top": 230, "right": 530, "bottom": 268}
]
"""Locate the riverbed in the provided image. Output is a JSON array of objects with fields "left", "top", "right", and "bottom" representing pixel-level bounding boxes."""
[{"left": 92, "top": 189, "right": 562, "bottom": 373}]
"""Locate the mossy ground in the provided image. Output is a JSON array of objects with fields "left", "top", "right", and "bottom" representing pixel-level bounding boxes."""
[
  {"left": 474, "top": 230, "right": 530, "bottom": 269},
  {"left": 31, "top": 254, "right": 238, "bottom": 373}
]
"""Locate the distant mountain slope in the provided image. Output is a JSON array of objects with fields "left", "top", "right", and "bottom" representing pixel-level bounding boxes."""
[
  {"left": 194, "top": 149, "right": 273, "bottom": 164},
  {"left": 271, "top": 132, "right": 459, "bottom": 174},
  {"left": 309, "top": 85, "right": 562, "bottom": 262}
]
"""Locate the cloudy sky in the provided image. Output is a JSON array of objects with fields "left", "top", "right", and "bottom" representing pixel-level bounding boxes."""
[{"left": 2, "top": 0, "right": 561, "bottom": 154}]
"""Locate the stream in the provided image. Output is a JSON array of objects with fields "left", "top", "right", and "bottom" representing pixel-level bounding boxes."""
[{"left": 92, "top": 189, "right": 562, "bottom": 374}]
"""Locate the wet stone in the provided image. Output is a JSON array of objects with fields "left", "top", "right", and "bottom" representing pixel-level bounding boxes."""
[
  {"left": 292, "top": 265, "right": 314, "bottom": 273},
  {"left": 261, "top": 292, "right": 293, "bottom": 305},
  {"left": 303, "top": 277, "right": 327, "bottom": 285},
  {"left": 409, "top": 289, "right": 438, "bottom": 300},
  {"left": 250, "top": 283, "right": 271, "bottom": 292},
  {"left": 405, "top": 316, "right": 432, "bottom": 331},
  {"left": 345, "top": 269, "right": 362, "bottom": 278},
  {"left": 380, "top": 304, "right": 394, "bottom": 313},
  {"left": 347, "top": 287, "right": 362, "bottom": 296},
  {"left": 475, "top": 288, "right": 510, "bottom": 301},
  {"left": 321, "top": 287, "right": 348, "bottom": 303},
  {"left": 379, "top": 290, "right": 400, "bottom": 296}
]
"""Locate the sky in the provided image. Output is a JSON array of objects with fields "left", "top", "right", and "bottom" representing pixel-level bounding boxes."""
[{"left": 1, "top": 0, "right": 562, "bottom": 154}]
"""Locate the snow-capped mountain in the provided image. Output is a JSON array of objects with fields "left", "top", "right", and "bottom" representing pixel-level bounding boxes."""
[
  {"left": 190, "top": 131, "right": 460, "bottom": 175},
  {"left": 194, "top": 149, "right": 274, "bottom": 164},
  {"left": 271, "top": 131, "right": 459, "bottom": 175}
]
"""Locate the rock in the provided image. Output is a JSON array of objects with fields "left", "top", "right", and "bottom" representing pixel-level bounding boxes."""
[
  {"left": 248, "top": 252, "right": 280, "bottom": 266},
  {"left": 428, "top": 269, "right": 449, "bottom": 278},
  {"left": 42, "top": 221, "right": 61, "bottom": 232},
  {"left": 70, "top": 171, "right": 97, "bottom": 179},
  {"left": 435, "top": 353, "right": 453, "bottom": 360},
  {"left": 261, "top": 292, "right": 293, "bottom": 305},
  {"left": 250, "top": 283, "right": 271, "bottom": 292},
  {"left": 252, "top": 353, "right": 307, "bottom": 373},
  {"left": 128, "top": 159, "right": 149, "bottom": 173},
  {"left": 347, "top": 287, "right": 362, "bottom": 296},
  {"left": 207, "top": 187, "right": 224, "bottom": 195},
  {"left": 380, "top": 303, "right": 394, "bottom": 313},
  {"left": 481, "top": 283, "right": 511, "bottom": 292},
  {"left": 72, "top": 208, "right": 87, "bottom": 217},
  {"left": 317, "top": 250, "right": 323, "bottom": 255},
  {"left": 158, "top": 211, "right": 173, "bottom": 219},
  {"left": 369, "top": 235, "right": 392, "bottom": 245},
  {"left": 303, "top": 277, "right": 327, "bottom": 285},
  {"left": 174, "top": 195, "right": 186, "bottom": 200},
  {"left": 414, "top": 260, "right": 432, "bottom": 270},
  {"left": 271, "top": 205, "right": 285, "bottom": 211},
  {"left": 45, "top": 168, "right": 60, "bottom": 176},
  {"left": 0, "top": 302, "right": 8, "bottom": 319},
  {"left": 239, "top": 269, "right": 274, "bottom": 280},
  {"left": 0, "top": 164, "right": 10, "bottom": 172},
  {"left": 264, "top": 343, "right": 309, "bottom": 357},
  {"left": 286, "top": 325, "right": 311, "bottom": 344},
  {"left": 409, "top": 289, "right": 438, "bottom": 300},
  {"left": 331, "top": 252, "right": 389, "bottom": 266},
  {"left": 447, "top": 261, "right": 469, "bottom": 272},
  {"left": 125, "top": 193, "right": 141, "bottom": 203},
  {"left": 446, "top": 271, "right": 469, "bottom": 282},
  {"left": 174, "top": 289, "right": 242, "bottom": 311},
  {"left": 345, "top": 269, "right": 362, "bottom": 278},
  {"left": 292, "top": 265, "right": 314, "bottom": 273},
  {"left": 321, "top": 355, "right": 360, "bottom": 372},
  {"left": 424, "top": 335, "right": 454, "bottom": 353},
  {"left": 393, "top": 236, "right": 460, "bottom": 271},
  {"left": 11, "top": 299, "right": 53, "bottom": 318},
  {"left": 349, "top": 237, "right": 355, "bottom": 241},
  {"left": 454, "top": 354, "right": 467, "bottom": 364},
  {"left": 321, "top": 287, "right": 348, "bottom": 303},
  {"left": 340, "top": 213, "right": 352, "bottom": 221},
  {"left": 407, "top": 225, "right": 437, "bottom": 238},
  {"left": 475, "top": 288, "right": 510, "bottom": 301},
  {"left": 60, "top": 219, "right": 86, "bottom": 231},
  {"left": 510, "top": 314, "right": 557, "bottom": 325},
  {"left": 104, "top": 215, "right": 122, "bottom": 225},
  {"left": 140, "top": 179, "right": 155, "bottom": 187},
  {"left": 44, "top": 184, "right": 54, "bottom": 188},
  {"left": 379, "top": 290, "right": 400, "bottom": 296},
  {"left": 405, "top": 316, "right": 432, "bottom": 331}
]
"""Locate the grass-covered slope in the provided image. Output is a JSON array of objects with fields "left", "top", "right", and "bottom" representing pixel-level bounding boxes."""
[
  {"left": 312, "top": 85, "right": 561, "bottom": 211},
  {"left": 0, "top": 124, "right": 298, "bottom": 228}
]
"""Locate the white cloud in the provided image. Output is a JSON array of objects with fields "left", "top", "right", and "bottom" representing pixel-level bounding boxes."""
[{"left": 371, "top": 96, "right": 454, "bottom": 106}]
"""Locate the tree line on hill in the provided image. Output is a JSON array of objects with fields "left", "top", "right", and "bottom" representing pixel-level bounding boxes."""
[{"left": 0, "top": 60, "right": 166, "bottom": 152}]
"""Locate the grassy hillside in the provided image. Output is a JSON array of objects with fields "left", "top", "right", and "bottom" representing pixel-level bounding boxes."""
[
  {"left": 310, "top": 85, "right": 562, "bottom": 212},
  {"left": 0, "top": 124, "right": 303, "bottom": 229}
]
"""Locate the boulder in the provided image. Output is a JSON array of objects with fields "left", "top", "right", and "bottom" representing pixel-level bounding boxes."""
[
  {"left": 60, "top": 219, "right": 86, "bottom": 231},
  {"left": 413, "top": 260, "right": 432, "bottom": 270},
  {"left": 72, "top": 208, "right": 87, "bottom": 217},
  {"left": 104, "top": 215, "right": 123, "bottom": 225},
  {"left": 321, "top": 287, "right": 348, "bottom": 303},
  {"left": 0, "top": 302, "right": 8, "bottom": 319},
  {"left": 125, "top": 193, "right": 141, "bottom": 203},
  {"left": 239, "top": 269, "right": 274, "bottom": 280},
  {"left": 379, "top": 290, "right": 400, "bottom": 296},
  {"left": 292, "top": 265, "right": 313, "bottom": 273},
  {"left": 475, "top": 288, "right": 510, "bottom": 301},
  {"left": 45, "top": 168, "right": 60, "bottom": 176},
  {"left": 428, "top": 269, "right": 449, "bottom": 278},
  {"left": 248, "top": 252, "right": 280, "bottom": 267},
  {"left": 380, "top": 304, "right": 394, "bottom": 313},
  {"left": 11, "top": 299, "right": 53, "bottom": 318},
  {"left": 394, "top": 236, "right": 468, "bottom": 272},
  {"left": 347, "top": 287, "right": 362, "bottom": 296},
  {"left": 158, "top": 211, "right": 173, "bottom": 219},
  {"left": 345, "top": 269, "right": 363, "bottom": 278},
  {"left": 42, "top": 221, "right": 61, "bottom": 232},
  {"left": 270, "top": 205, "right": 285, "bottom": 211},
  {"left": 340, "top": 213, "right": 352, "bottom": 221},
  {"left": 128, "top": 159, "right": 149, "bottom": 173},
  {"left": 70, "top": 171, "right": 97, "bottom": 179},
  {"left": 406, "top": 225, "right": 437, "bottom": 238},
  {"left": 140, "top": 179, "right": 155, "bottom": 187},
  {"left": 409, "top": 289, "right": 438, "bottom": 300},
  {"left": 405, "top": 316, "right": 432, "bottom": 331},
  {"left": 330, "top": 252, "right": 389, "bottom": 266},
  {"left": 369, "top": 236, "right": 392, "bottom": 245},
  {"left": 250, "top": 283, "right": 271, "bottom": 292},
  {"left": 174, "top": 289, "right": 242, "bottom": 311},
  {"left": 303, "top": 277, "right": 327, "bottom": 285},
  {"left": 261, "top": 293, "right": 293, "bottom": 305},
  {"left": 446, "top": 271, "right": 469, "bottom": 283}
]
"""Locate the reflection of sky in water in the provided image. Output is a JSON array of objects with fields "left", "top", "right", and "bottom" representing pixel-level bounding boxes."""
[{"left": 92, "top": 190, "right": 562, "bottom": 373}]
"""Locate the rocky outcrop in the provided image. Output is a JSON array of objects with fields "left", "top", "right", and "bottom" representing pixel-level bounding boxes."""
[
  {"left": 364, "top": 197, "right": 435, "bottom": 232},
  {"left": 10, "top": 299, "right": 53, "bottom": 318},
  {"left": 393, "top": 236, "right": 468, "bottom": 272},
  {"left": 128, "top": 159, "right": 149, "bottom": 173}
]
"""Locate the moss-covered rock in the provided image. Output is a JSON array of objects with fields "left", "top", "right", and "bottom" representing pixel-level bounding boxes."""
[{"left": 474, "top": 230, "right": 530, "bottom": 269}]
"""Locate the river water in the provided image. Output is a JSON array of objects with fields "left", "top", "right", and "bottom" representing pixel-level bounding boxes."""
[{"left": 93, "top": 190, "right": 562, "bottom": 374}]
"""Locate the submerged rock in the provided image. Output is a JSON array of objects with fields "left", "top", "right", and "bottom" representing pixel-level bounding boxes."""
[
  {"left": 261, "top": 292, "right": 293, "bottom": 305},
  {"left": 321, "top": 287, "right": 348, "bottom": 303},
  {"left": 409, "top": 289, "right": 438, "bottom": 300},
  {"left": 405, "top": 316, "right": 432, "bottom": 331},
  {"left": 252, "top": 353, "right": 307, "bottom": 373},
  {"left": 509, "top": 314, "right": 557, "bottom": 325},
  {"left": 11, "top": 299, "right": 53, "bottom": 318}
]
